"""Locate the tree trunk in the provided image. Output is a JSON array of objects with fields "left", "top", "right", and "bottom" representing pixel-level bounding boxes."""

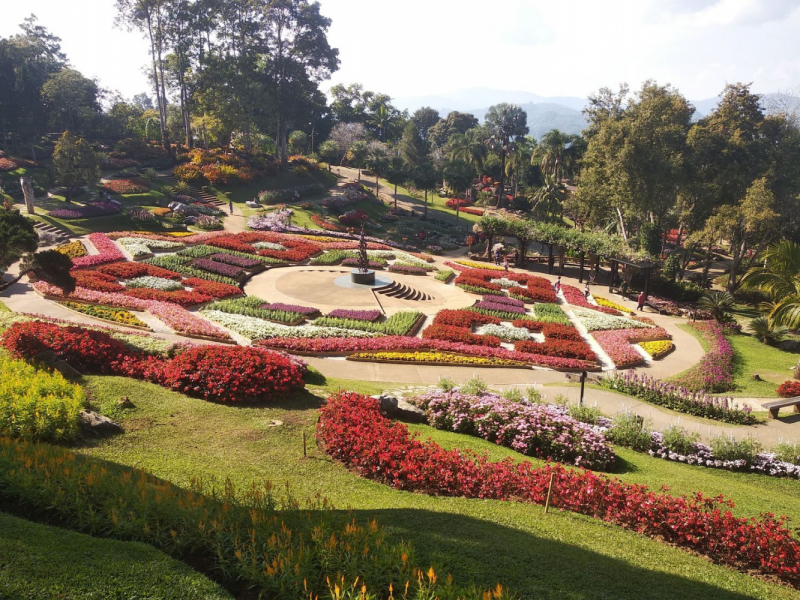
[
  {"left": 615, "top": 206, "right": 628, "bottom": 241},
  {"left": 424, "top": 189, "right": 428, "bottom": 219},
  {"left": 498, "top": 149, "right": 506, "bottom": 207},
  {"left": 394, "top": 184, "right": 397, "bottom": 209}
]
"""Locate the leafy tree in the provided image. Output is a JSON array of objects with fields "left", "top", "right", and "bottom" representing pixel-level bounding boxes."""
[
  {"left": 52, "top": 131, "right": 99, "bottom": 203},
  {"left": 288, "top": 130, "right": 308, "bottom": 155},
  {"left": 475, "top": 215, "right": 506, "bottom": 257},
  {"left": 318, "top": 140, "right": 339, "bottom": 170},
  {"left": 442, "top": 159, "right": 475, "bottom": 221},
  {"left": 0, "top": 208, "right": 38, "bottom": 274},
  {"left": 328, "top": 122, "right": 367, "bottom": 165},
  {"left": 742, "top": 240, "right": 800, "bottom": 329},
  {"left": 399, "top": 121, "right": 428, "bottom": 169},
  {"left": 532, "top": 129, "right": 582, "bottom": 182},
  {"left": 529, "top": 175, "right": 567, "bottom": 219},
  {"left": 365, "top": 142, "right": 389, "bottom": 194},
  {"left": 411, "top": 106, "right": 440, "bottom": 142},
  {"left": 384, "top": 156, "right": 407, "bottom": 209},
  {"left": 19, "top": 249, "right": 75, "bottom": 293},
  {"left": 428, "top": 111, "right": 478, "bottom": 148},
  {"left": 346, "top": 140, "right": 369, "bottom": 179},
  {"left": 41, "top": 69, "right": 101, "bottom": 135},
  {"left": 446, "top": 128, "right": 488, "bottom": 176},
  {"left": 484, "top": 103, "right": 528, "bottom": 207},
  {"left": 411, "top": 160, "right": 438, "bottom": 220}
]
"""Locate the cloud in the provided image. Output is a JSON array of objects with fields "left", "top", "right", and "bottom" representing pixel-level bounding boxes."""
[{"left": 676, "top": 0, "right": 800, "bottom": 26}]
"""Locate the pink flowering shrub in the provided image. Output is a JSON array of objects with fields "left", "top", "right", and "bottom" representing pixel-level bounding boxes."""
[
  {"left": 71, "top": 233, "right": 125, "bottom": 269},
  {"left": 561, "top": 285, "right": 621, "bottom": 315},
  {"left": 673, "top": 322, "right": 735, "bottom": 393}
]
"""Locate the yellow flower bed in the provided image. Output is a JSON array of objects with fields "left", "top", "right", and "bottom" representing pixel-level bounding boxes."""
[
  {"left": 348, "top": 350, "right": 525, "bottom": 367},
  {"left": 594, "top": 296, "right": 633, "bottom": 314},
  {"left": 58, "top": 301, "right": 149, "bottom": 329},
  {"left": 638, "top": 340, "right": 674, "bottom": 360},
  {"left": 127, "top": 230, "right": 195, "bottom": 237},
  {"left": 454, "top": 260, "right": 506, "bottom": 271},
  {"left": 0, "top": 354, "right": 85, "bottom": 442},
  {"left": 54, "top": 241, "right": 88, "bottom": 259},
  {"left": 152, "top": 207, "right": 172, "bottom": 217},
  {"left": 297, "top": 235, "right": 344, "bottom": 243}
]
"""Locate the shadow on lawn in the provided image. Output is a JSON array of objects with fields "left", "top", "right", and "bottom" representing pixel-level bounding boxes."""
[{"left": 355, "top": 508, "right": 758, "bottom": 600}]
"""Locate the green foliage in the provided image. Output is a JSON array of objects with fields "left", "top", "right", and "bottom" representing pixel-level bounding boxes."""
[
  {"left": 501, "top": 387, "right": 524, "bottom": 403},
  {"left": 313, "top": 311, "right": 422, "bottom": 336},
  {"left": 0, "top": 353, "right": 85, "bottom": 442},
  {"left": 746, "top": 316, "right": 790, "bottom": 346},
  {"left": 0, "top": 208, "right": 38, "bottom": 271},
  {"left": 21, "top": 249, "right": 76, "bottom": 293},
  {"left": 637, "top": 222, "right": 662, "bottom": 257},
  {"left": 773, "top": 441, "right": 800, "bottom": 466},
  {"left": 526, "top": 387, "right": 544, "bottom": 403},
  {"left": 698, "top": 290, "right": 736, "bottom": 323},
  {"left": 437, "top": 377, "right": 456, "bottom": 392},
  {"left": 435, "top": 269, "right": 454, "bottom": 283},
  {"left": 661, "top": 425, "right": 701, "bottom": 456},
  {"left": 52, "top": 131, "right": 99, "bottom": 201},
  {"left": 460, "top": 376, "right": 489, "bottom": 396},
  {"left": 742, "top": 240, "right": 800, "bottom": 329},
  {"left": 709, "top": 435, "right": 763, "bottom": 465},
  {"left": 568, "top": 404, "right": 603, "bottom": 425},
  {"left": 662, "top": 251, "right": 682, "bottom": 281},
  {"left": 205, "top": 296, "right": 308, "bottom": 324},
  {"left": 532, "top": 303, "right": 571, "bottom": 325},
  {"left": 606, "top": 412, "right": 651, "bottom": 452}
]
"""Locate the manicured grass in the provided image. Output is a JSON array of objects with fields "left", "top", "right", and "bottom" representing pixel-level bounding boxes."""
[
  {"left": 0, "top": 301, "right": 9, "bottom": 313},
  {"left": 0, "top": 511, "right": 232, "bottom": 599},
  {"left": 678, "top": 324, "right": 799, "bottom": 397},
  {"left": 74, "top": 373, "right": 800, "bottom": 599}
]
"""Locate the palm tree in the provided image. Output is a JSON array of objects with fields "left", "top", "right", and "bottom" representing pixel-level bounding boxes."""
[
  {"left": 747, "top": 316, "right": 791, "bottom": 346},
  {"left": 369, "top": 104, "right": 393, "bottom": 141},
  {"left": 742, "top": 240, "right": 800, "bottom": 328},
  {"left": 698, "top": 290, "right": 736, "bottom": 323},
  {"left": 533, "top": 129, "right": 582, "bottom": 182},
  {"left": 529, "top": 175, "right": 567, "bottom": 219},
  {"left": 446, "top": 129, "right": 487, "bottom": 174}
]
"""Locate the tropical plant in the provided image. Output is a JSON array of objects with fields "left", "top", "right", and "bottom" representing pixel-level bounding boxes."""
[
  {"left": 529, "top": 175, "right": 568, "bottom": 218},
  {"left": 747, "top": 315, "right": 791, "bottom": 346},
  {"left": 532, "top": 129, "right": 582, "bottom": 182},
  {"left": 742, "top": 240, "right": 800, "bottom": 329},
  {"left": 697, "top": 290, "right": 735, "bottom": 323},
  {"left": 52, "top": 131, "right": 99, "bottom": 202}
]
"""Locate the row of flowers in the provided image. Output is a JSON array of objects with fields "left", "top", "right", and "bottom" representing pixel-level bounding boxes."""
[
  {"left": 673, "top": 322, "right": 736, "bottom": 393},
  {"left": 117, "top": 237, "right": 184, "bottom": 258},
  {"left": 409, "top": 390, "right": 614, "bottom": 469},
  {"left": 200, "top": 310, "right": 378, "bottom": 341},
  {"left": 57, "top": 301, "right": 149, "bottom": 329},
  {"left": 317, "top": 392, "right": 800, "bottom": 585},
  {"left": 71, "top": 233, "right": 125, "bottom": 269},
  {"left": 328, "top": 308, "right": 382, "bottom": 322},
  {"left": 638, "top": 340, "right": 675, "bottom": 359},
  {"left": 54, "top": 241, "right": 88, "bottom": 259},
  {"left": 515, "top": 339, "right": 597, "bottom": 362},
  {"left": 2, "top": 321, "right": 302, "bottom": 403},
  {"left": 349, "top": 350, "right": 526, "bottom": 367},
  {"left": 573, "top": 308, "right": 654, "bottom": 332},
  {"left": 49, "top": 201, "right": 122, "bottom": 220},
  {"left": 561, "top": 285, "right": 621, "bottom": 315},
  {"left": 591, "top": 327, "right": 671, "bottom": 368},
  {"left": 600, "top": 371, "right": 754, "bottom": 424}
]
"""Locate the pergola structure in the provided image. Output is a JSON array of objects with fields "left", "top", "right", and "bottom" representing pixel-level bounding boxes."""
[{"left": 608, "top": 257, "right": 659, "bottom": 297}]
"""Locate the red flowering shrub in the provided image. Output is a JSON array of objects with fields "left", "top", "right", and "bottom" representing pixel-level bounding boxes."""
[
  {"left": 173, "top": 163, "right": 203, "bottom": 183},
  {"left": 2, "top": 321, "right": 133, "bottom": 373},
  {"left": 509, "top": 286, "right": 557, "bottom": 303},
  {"left": 459, "top": 207, "right": 484, "bottom": 216},
  {"left": 207, "top": 232, "right": 320, "bottom": 263},
  {"left": 97, "top": 262, "right": 182, "bottom": 280},
  {"left": 541, "top": 323, "right": 583, "bottom": 341},
  {"left": 318, "top": 392, "right": 800, "bottom": 585},
  {"left": 433, "top": 309, "right": 501, "bottom": 328},
  {"left": 311, "top": 214, "right": 344, "bottom": 232},
  {"left": 124, "top": 288, "right": 213, "bottom": 307},
  {"left": 422, "top": 324, "right": 502, "bottom": 347},
  {"left": 511, "top": 320, "right": 544, "bottom": 333},
  {"left": 0, "top": 157, "right": 17, "bottom": 171},
  {"left": 72, "top": 270, "right": 124, "bottom": 293},
  {"left": 159, "top": 345, "right": 303, "bottom": 402},
  {"left": 182, "top": 278, "right": 242, "bottom": 299},
  {"left": 454, "top": 275, "right": 502, "bottom": 292},
  {"left": 103, "top": 178, "right": 150, "bottom": 195},
  {"left": 516, "top": 339, "right": 596, "bottom": 362},
  {"left": 777, "top": 380, "right": 800, "bottom": 398},
  {"left": 445, "top": 198, "right": 471, "bottom": 209}
]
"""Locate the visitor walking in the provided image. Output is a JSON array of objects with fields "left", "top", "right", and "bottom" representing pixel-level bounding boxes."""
[
  {"left": 229, "top": 199, "right": 234, "bottom": 215},
  {"left": 554, "top": 276, "right": 561, "bottom": 293},
  {"left": 637, "top": 291, "right": 646, "bottom": 311},
  {"left": 503, "top": 256, "right": 509, "bottom": 272},
  {"left": 584, "top": 282, "right": 590, "bottom": 299}
]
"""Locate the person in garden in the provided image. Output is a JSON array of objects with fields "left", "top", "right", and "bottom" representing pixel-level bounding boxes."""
[
  {"left": 620, "top": 280, "right": 628, "bottom": 296},
  {"left": 229, "top": 199, "right": 233, "bottom": 214},
  {"left": 637, "top": 291, "right": 646, "bottom": 311},
  {"left": 503, "top": 255, "right": 509, "bottom": 272},
  {"left": 584, "top": 282, "right": 590, "bottom": 298},
  {"left": 554, "top": 276, "right": 562, "bottom": 293}
]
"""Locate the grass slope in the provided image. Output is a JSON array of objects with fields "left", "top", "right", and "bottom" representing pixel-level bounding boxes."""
[
  {"left": 0, "top": 511, "right": 232, "bottom": 600},
  {"left": 75, "top": 373, "right": 800, "bottom": 599},
  {"left": 678, "top": 324, "right": 799, "bottom": 397}
]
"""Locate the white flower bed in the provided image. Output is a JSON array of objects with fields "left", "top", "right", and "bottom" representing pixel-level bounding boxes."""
[
  {"left": 252, "top": 242, "right": 287, "bottom": 251},
  {"left": 124, "top": 276, "right": 184, "bottom": 291},
  {"left": 489, "top": 278, "right": 525, "bottom": 289},
  {"left": 573, "top": 309, "right": 654, "bottom": 331},
  {"left": 475, "top": 323, "right": 533, "bottom": 341},
  {"left": 117, "top": 237, "right": 184, "bottom": 258},
  {"left": 200, "top": 310, "right": 379, "bottom": 340}
]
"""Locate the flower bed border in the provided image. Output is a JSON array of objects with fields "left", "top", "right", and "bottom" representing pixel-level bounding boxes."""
[
  {"left": 345, "top": 354, "right": 531, "bottom": 369},
  {"left": 56, "top": 301, "right": 152, "bottom": 331}
]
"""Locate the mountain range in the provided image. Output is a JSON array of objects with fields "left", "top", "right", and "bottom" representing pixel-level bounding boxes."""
[{"left": 393, "top": 87, "right": 792, "bottom": 139}]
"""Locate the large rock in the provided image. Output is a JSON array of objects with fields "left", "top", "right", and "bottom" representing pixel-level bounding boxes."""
[
  {"left": 374, "top": 394, "right": 427, "bottom": 423},
  {"left": 79, "top": 410, "right": 123, "bottom": 437},
  {"left": 779, "top": 339, "right": 800, "bottom": 352},
  {"left": 34, "top": 350, "right": 81, "bottom": 379}
]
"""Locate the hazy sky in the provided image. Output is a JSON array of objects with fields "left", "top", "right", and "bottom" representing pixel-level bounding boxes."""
[{"left": 2, "top": 0, "right": 799, "bottom": 105}]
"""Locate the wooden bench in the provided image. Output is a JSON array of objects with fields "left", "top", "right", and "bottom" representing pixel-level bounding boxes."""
[{"left": 762, "top": 397, "right": 800, "bottom": 419}]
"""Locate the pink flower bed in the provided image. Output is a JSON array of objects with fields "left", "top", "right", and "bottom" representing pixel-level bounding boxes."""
[
  {"left": 590, "top": 327, "right": 669, "bottom": 368},
  {"left": 561, "top": 285, "right": 621, "bottom": 315},
  {"left": 71, "top": 233, "right": 125, "bottom": 269}
]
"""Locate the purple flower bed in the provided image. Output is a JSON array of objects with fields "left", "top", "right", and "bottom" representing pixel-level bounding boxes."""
[
  {"left": 388, "top": 264, "right": 428, "bottom": 275},
  {"left": 260, "top": 302, "right": 319, "bottom": 316},
  {"left": 475, "top": 299, "right": 527, "bottom": 314},
  {"left": 481, "top": 294, "right": 525, "bottom": 308},
  {"left": 674, "top": 322, "right": 735, "bottom": 393},
  {"left": 599, "top": 371, "right": 753, "bottom": 424},
  {"left": 341, "top": 258, "right": 385, "bottom": 269},
  {"left": 49, "top": 202, "right": 122, "bottom": 220},
  {"left": 328, "top": 309, "right": 382, "bottom": 322},
  {"left": 210, "top": 253, "right": 262, "bottom": 268},
  {"left": 409, "top": 390, "right": 614, "bottom": 470},
  {"left": 192, "top": 258, "right": 244, "bottom": 279}
]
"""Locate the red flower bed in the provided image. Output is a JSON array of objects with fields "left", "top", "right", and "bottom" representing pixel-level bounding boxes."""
[
  {"left": 317, "top": 392, "right": 800, "bottom": 585},
  {"left": 541, "top": 322, "right": 583, "bottom": 341},
  {"left": 182, "top": 278, "right": 241, "bottom": 299},
  {"left": 432, "top": 309, "right": 501, "bottom": 328},
  {"left": 159, "top": 345, "right": 303, "bottom": 402},
  {"left": 206, "top": 232, "right": 321, "bottom": 263},
  {"left": 311, "top": 214, "right": 344, "bottom": 231},
  {"left": 509, "top": 286, "right": 557, "bottom": 303},
  {"left": 0, "top": 157, "right": 18, "bottom": 171},
  {"left": 516, "top": 339, "right": 596, "bottom": 362},
  {"left": 422, "top": 324, "right": 502, "bottom": 347},
  {"left": 97, "top": 262, "right": 182, "bottom": 280},
  {"left": 102, "top": 178, "right": 150, "bottom": 194},
  {"left": 72, "top": 270, "right": 124, "bottom": 293},
  {"left": 2, "top": 322, "right": 304, "bottom": 404},
  {"left": 454, "top": 275, "right": 502, "bottom": 292},
  {"left": 777, "top": 380, "right": 800, "bottom": 398},
  {"left": 445, "top": 263, "right": 532, "bottom": 284},
  {"left": 445, "top": 198, "right": 471, "bottom": 208},
  {"left": 511, "top": 320, "right": 544, "bottom": 333},
  {"left": 460, "top": 207, "right": 484, "bottom": 216},
  {"left": 124, "top": 288, "right": 213, "bottom": 307}
]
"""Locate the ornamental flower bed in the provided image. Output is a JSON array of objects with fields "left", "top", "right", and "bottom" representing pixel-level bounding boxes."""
[
  {"left": 317, "top": 392, "right": 800, "bottom": 585},
  {"left": 409, "top": 390, "right": 614, "bottom": 469},
  {"left": 673, "top": 322, "right": 735, "bottom": 393},
  {"left": 123, "top": 288, "right": 213, "bottom": 307},
  {"left": 72, "top": 270, "right": 124, "bottom": 293},
  {"left": 328, "top": 309, "right": 382, "bottom": 322},
  {"left": 261, "top": 302, "right": 319, "bottom": 316},
  {"left": 348, "top": 351, "right": 526, "bottom": 367},
  {"left": 49, "top": 202, "right": 122, "bottom": 220},
  {"left": 638, "top": 340, "right": 675, "bottom": 359},
  {"left": 516, "top": 339, "right": 597, "bottom": 362},
  {"left": 481, "top": 294, "right": 525, "bottom": 308},
  {"left": 58, "top": 301, "right": 149, "bottom": 329},
  {"left": 388, "top": 264, "right": 428, "bottom": 275},
  {"left": 97, "top": 261, "right": 182, "bottom": 280},
  {"left": 54, "top": 241, "right": 88, "bottom": 259},
  {"left": 201, "top": 310, "right": 378, "bottom": 341},
  {"left": 594, "top": 296, "right": 633, "bottom": 314},
  {"left": 459, "top": 207, "right": 484, "bottom": 216},
  {"left": 600, "top": 371, "right": 754, "bottom": 425},
  {"left": 455, "top": 275, "right": 502, "bottom": 294},
  {"left": 310, "top": 214, "right": 344, "bottom": 231},
  {"left": 209, "top": 253, "right": 262, "bottom": 269},
  {"left": 561, "top": 285, "right": 621, "bottom": 315},
  {"left": 183, "top": 278, "right": 242, "bottom": 299},
  {"left": 591, "top": 330, "right": 647, "bottom": 368},
  {"left": 124, "top": 276, "right": 184, "bottom": 292},
  {"left": 475, "top": 299, "right": 527, "bottom": 315},
  {"left": 778, "top": 380, "right": 800, "bottom": 398},
  {"left": 573, "top": 309, "right": 654, "bottom": 332},
  {"left": 422, "top": 324, "right": 502, "bottom": 347},
  {"left": 102, "top": 178, "right": 149, "bottom": 194},
  {"left": 445, "top": 198, "right": 471, "bottom": 208},
  {"left": 71, "top": 233, "right": 125, "bottom": 269},
  {"left": 2, "top": 322, "right": 300, "bottom": 403},
  {"left": 117, "top": 237, "right": 184, "bottom": 258},
  {"left": 510, "top": 286, "right": 558, "bottom": 303},
  {"left": 474, "top": 323, "right": 533, "bottom": 342},
  {"left": 531, "top": 303, "right": 571, "bottom": 325},
  {"left": 341, "top": 258, "right": 385, "bottom": 269},
  {"left": 432, "top": 309, "right": 501, "bottom": 328},
  {"left": 192, "top": 257, "right": 245, "bottom": 279},
  {"left": 453, "top": 260, "right": 505, "bottom": 271}
]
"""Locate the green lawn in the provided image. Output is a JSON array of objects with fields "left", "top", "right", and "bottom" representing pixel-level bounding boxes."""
[
  {"left": 678, "top": 324, "right": 799, "bottom": 397},
  {"left": 0, "top": 511, "right": 232, "bottom": 600},
  {"left": 72, "top": 371, "right": 800, "bottom": 599}
]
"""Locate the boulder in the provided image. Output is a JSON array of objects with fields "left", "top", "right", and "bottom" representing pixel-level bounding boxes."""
[
  {"left": 246, "top": 200, "right": 260, "bottom": 209},
  {"left": 34, "top": 350, "right": 81, "bottom": 379},
  {"left": 79, "top": 410, "right": 123, "bottom": 437},
  {"left": 779, "top": 339, "right": 800, "bottom": 352},
  {"left": 373, "top": 394, "right": 427, "bottom": 423}
]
